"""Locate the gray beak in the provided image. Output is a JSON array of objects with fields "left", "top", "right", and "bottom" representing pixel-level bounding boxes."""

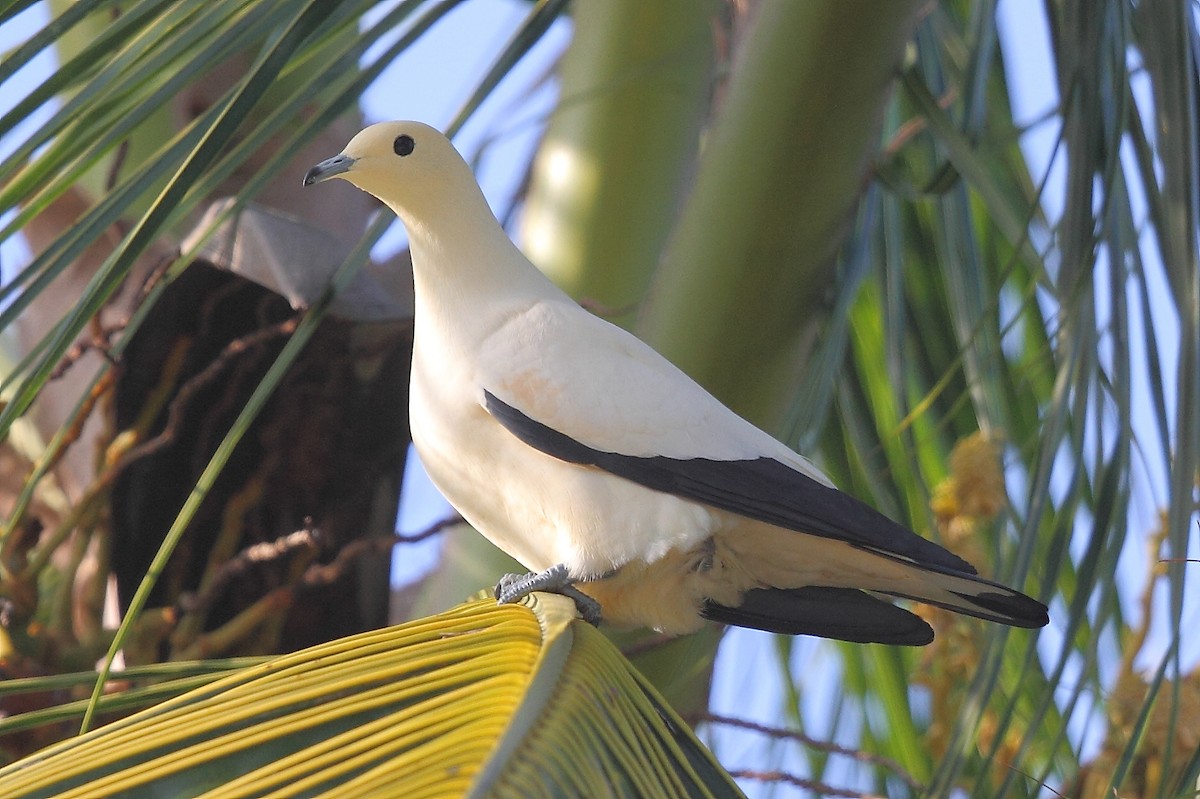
[{"left": 303, "top": 153, "right": 356, "bottom": 187}]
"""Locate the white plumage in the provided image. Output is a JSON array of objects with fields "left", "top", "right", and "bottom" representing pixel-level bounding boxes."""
[{"left": 305, "top": 121, "right": 1047, "bottom": 643}]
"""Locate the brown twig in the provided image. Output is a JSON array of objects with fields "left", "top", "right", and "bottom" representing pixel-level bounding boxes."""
[
  {"left": 726, "top": 768, "right": 885, "bottom": 799},
  {"left": 27, "top": 312, "right": 301, "bottom": 571},
  {"left": 131, "top": 251, "right": 176, "bottom": 306},
  {"left": 178, "top": 514, "right": 463, "bottom": 616},
  {"left": 700, "top": 713, "right": 925, "bottom": 793},
  {"left": 49, "top": 324, "right": 122, "bottom": 380},
  {"left": 113, "top": 315, "right": 300, "bottom": 475},
  {"left": 394, "top": 514, "right": 464, "bottom": 544},
  {"left": 47, "top": 249, "right": 170, "bottom": 385},
  {"left": 296, "top": 514, "right": 464, "bottom": 592},
  {"left": 177, "top": 522, "right": 320, "bottom": 616},
  {"left": 15, "top": 371, "right": 118, "bottom": 577}
]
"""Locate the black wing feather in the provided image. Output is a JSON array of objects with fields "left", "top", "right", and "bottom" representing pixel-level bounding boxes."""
[{"left": 484, "top": 392, "right": 973, "bottom": 573}]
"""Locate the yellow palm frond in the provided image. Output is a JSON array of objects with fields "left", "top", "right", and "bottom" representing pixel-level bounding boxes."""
[{"left": 0, "top": 595, "right": 743, "bottom": 798}]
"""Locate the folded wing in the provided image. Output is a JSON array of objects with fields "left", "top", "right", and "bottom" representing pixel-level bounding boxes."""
[{"left": 478, "top": 302, "right": 1048, "bottom": 637}]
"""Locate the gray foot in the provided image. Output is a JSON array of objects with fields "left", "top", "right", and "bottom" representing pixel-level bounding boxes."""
[{"left": 494, "top": 564, "right": 602, "bottom": 626}]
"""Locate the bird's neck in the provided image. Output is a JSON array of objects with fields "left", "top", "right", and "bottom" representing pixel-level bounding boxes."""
[{"left": 399, "top": 199, "right": 570, "bottom": 350}]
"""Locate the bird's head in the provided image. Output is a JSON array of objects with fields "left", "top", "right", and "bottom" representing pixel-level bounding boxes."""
[{"left": 303, "top": 121, "right": 481, "bottom": 227}]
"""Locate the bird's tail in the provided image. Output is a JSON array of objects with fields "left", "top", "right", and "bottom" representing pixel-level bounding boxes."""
[
  {"left": 723, "top": 521, "right": 1047, "bottom": 630},
  {"left": 867, "top": 552, "right": 1048, "bottom": 628}
]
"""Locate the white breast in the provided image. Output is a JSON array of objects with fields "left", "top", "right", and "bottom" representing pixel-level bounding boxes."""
[{"left": 409, "top": 326, "right": 716, "bottom": 577}]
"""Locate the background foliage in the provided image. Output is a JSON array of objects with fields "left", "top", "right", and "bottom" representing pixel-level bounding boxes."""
[{"left": 0, "top": 0, "right": 1197, "bottom": 796}]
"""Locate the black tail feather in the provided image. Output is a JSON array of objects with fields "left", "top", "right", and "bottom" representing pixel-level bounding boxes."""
[
  {"left": 858, "top": 547, "right": 1050, "bottom": 629},
  {"left": 703, "top": 586, "right": 935, "bottom": 646},
  {"left": 950, "top": 587, "right": 1049, "bottom": 628}
]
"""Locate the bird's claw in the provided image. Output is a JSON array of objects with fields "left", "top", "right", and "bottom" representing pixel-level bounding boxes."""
[{"left": 494, "top": 564, "right": 602, "bottom": 626}]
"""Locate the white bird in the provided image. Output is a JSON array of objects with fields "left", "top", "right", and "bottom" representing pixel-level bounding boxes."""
[{"left": 304, "top": 121, "right": 1047, "bottom": 644}]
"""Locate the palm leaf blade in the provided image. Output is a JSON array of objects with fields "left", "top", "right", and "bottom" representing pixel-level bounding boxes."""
[{"left": 0, "top": 596, "right": 743, "bottom": 798}]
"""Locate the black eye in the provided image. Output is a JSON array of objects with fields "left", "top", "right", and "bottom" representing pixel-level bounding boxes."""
[{"left": 393, "top": 134, "right": 415, "bottom": 156}]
